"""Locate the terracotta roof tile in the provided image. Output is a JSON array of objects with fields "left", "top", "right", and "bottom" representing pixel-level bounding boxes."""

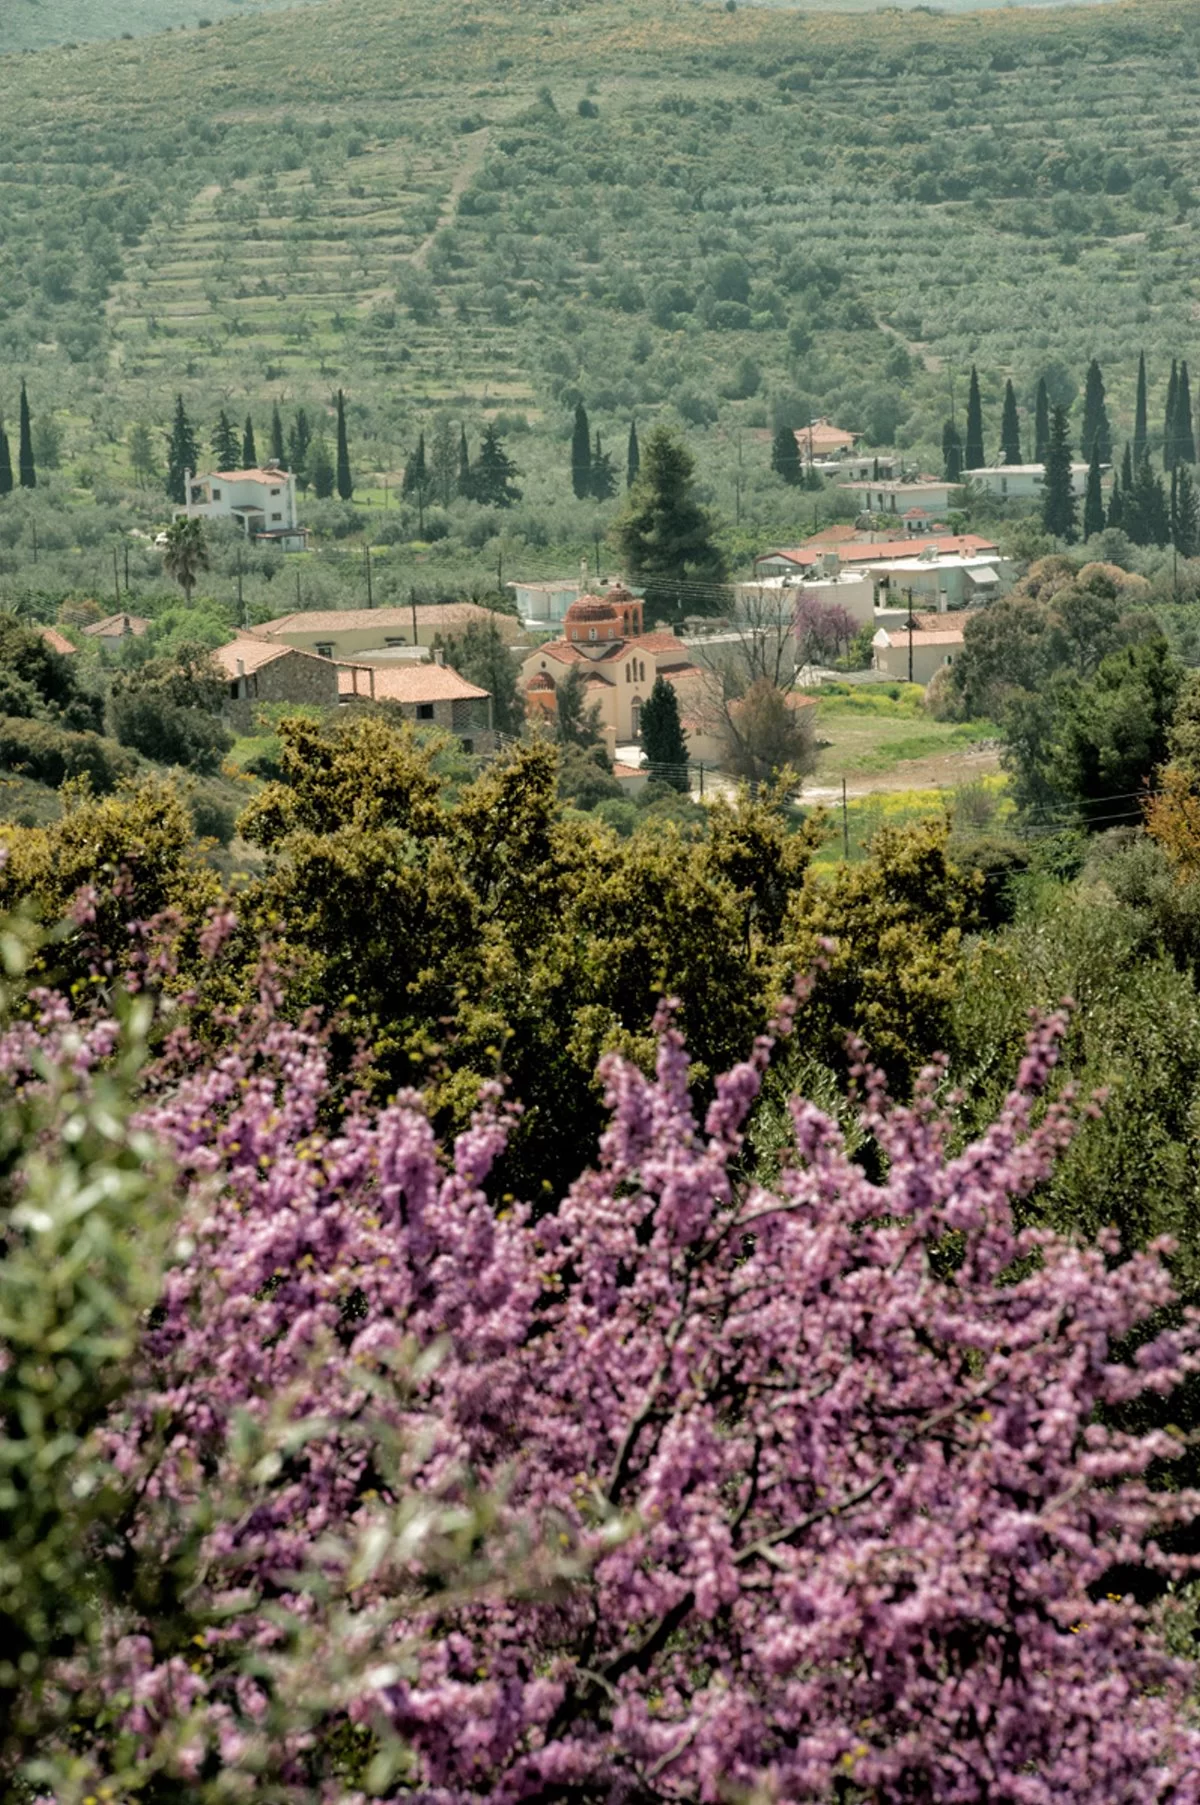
[
  {"left": 338, "top": 662, "right": 489, "bottom": 704},
  {"left": 38, "top": 626, "right": 77, "bottom": 656}
]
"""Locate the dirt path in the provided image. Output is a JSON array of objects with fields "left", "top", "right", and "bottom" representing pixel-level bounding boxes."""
[
  {"left": 412, "top": 130, "right": 490, "bottom": 269},
  {"left": 806, "top": 741, "right": 1002, "bottom": 803}
]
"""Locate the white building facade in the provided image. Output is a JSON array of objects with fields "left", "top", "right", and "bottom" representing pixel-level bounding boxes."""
[{"left": 181, "top": 464, "right": 308, "bottom": 551}]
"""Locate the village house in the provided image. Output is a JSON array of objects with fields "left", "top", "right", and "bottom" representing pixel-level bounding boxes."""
[
  {"left": 255, "top": 602, "right": 522, "bottom": 661},
  {"left": 793, "top": 419, "right": 860, "bottom": 468},
  {"left": 81, "top": 612, "right": 151, "bottom": 651},
  {"left": 860, "top": 547, "right": 1011, "bottom": 611},
  {"left": 212, "top": 634, "right": 342, "bottom": 731},
  {"left": 964, "top": 463, "right": 1095, "bottom": 500},
  {"left": 520, "top": 590, "right": 704, "bottom": 745},
  {"left": 754, "top": 532, "right": 1002, "bottom": 580},
  {"left": 839, "top": 479, "right": 957, "bottom": 517},
  {"left": 180, "top": 463, "right": 308, "bottom": 551},
  {"left": 37, "top": 626, "right": 77, "bottom": 656},
  {"left": 872, "top": 615, "right": 965, "bottom": 685},
  {"left": 735, "top": 567, "right": 876, "bottom": 628},
  {"left": 339, "top": 661, "right": 495, "bottom": 753}
]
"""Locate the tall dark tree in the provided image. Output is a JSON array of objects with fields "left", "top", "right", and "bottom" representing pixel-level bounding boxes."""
[
  {"left": 17, "top": 380, "right": 35, "bottom": 491},
  {"left": 1134, "top": 351, "right": 1149, "bottom": 467},
  {"left": 288, "top": 409, "right": 313, "bottom": 489},
  {"left": 1126, "top": 459, "right": 1170, "bottom": 548},
  {"left": 403, "top": 432, "right": 427, "bottom": 498},
  {"left": 639, "top": 674, "right": 689, "bottom": 791},
  {"left": 1034, "top": 377, "right": 1051, "bottom": 464},
  {"left": 1080, "top": 359, "right": 1112, "bottom": 464},
  {"left": 1178, "top": 360, "right": 1197, "bottom": 465},
  {"left": 772, "top": 423, "right": 802, "bottom": 485},
  {"left": 964, "top": 365, "right": 985, "bottom": 472},
  {"left": 310, "top": 438, "right": 335, "bottom": 500},
  {"left": 942, "top": 420, "right": 964, "bottom": 483},
  {"left": 999, "top": 380, "right": 1021, "bottom": 465},
  {"left": 211, "top": 410, "right": 240, "bottom": 472},
  {"left": 0, "top": 423, "right": 12, "bottom": 498},
  {"left": 468, "top": 424, "right": 522, "bottom": 507},
  {"left": 612, "top": 425, "right": 727, "bottom": 616},
  {"left": 457, "top": 426, "right": 471, "bottom": 497},
  {"left": 242, "top": 414, "right": 257, "bottom": 468},
  {"left": 335, "top": 389, "right": 353, "bottom": 500},
  {"left": 166, "top": 394, "right": 197, "bottom": 505},
  {"left": 270, "top": 404, "right": 285, "bottom": 466},
  {"left": 1176, "top": 464, "right": 1200, "bottom": 559},
  {"left": 1107, "top": 450, "right": 1125, "bottom": 530},
  {"left": 626, "top": 419, "right": 640, "bottom": 489},
  {"left": 571, "top": 402, "right": 592, "bottom": 501},
  {"left": 1041, "top": 405, "right": 1078, "bottom": 543},
  {"left": 590, "top": 431, "right": 616, "bottom": 502},
  {"left": 1122, "top": 441, "right": 1135, "bottom": 494},
  {"left": 1082, "top": 439, "right": 1106, "bottom": 541},
  {"left": 1165, "top": 358, "right": 1180, "bottom": 471}
]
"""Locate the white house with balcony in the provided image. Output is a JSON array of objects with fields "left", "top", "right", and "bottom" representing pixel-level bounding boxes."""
[
  {"left": 964, "top": 463, "right": 1096, "bottom": 501},
  {"left": 179, "top": 462, "right": 309, "bottom": 551}
]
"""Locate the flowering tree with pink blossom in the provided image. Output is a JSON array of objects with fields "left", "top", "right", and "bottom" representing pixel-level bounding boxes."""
[
  {"left": 794, "top": 590, "right": 860, "bottom": 666},
  {"left": 5, "top": 913, "right": 1200, "bottom": 1801}
]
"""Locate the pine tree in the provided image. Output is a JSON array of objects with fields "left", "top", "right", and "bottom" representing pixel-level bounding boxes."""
[
  {"left": 403, "top": 432, "right": 427, "bottom": 498},
  {"left": 288, "top": 408, "right": 312, "bottom": 489},
  {"left": 310, "top": 438, "right": 335, "bottom": 500},
  {"left": 1176, "top": 464, "right": 1200, "bottom": 559},
  {"left": 166, "top": 394, "right": 197, "bottom": 505},
  {"left": 1134, "top": 351, "right": 1149, "bottom": 466},
  {"left": 1034, "top": 377, "right": 1051, "bottom": 464},
  {"left": 999, "top": 380, "right": 1021, "bottom": 465},
  {"left": 457, "top": 426, "right": 472, "bottom": 498},
  {"left": 612, "top": 425, "right": 727, "bottom": 616},
  {"left": 1081, "top": 359, "right": 1112, "bottom": 464},
  {"left": 771, "top": 423, "right": 802, "bottom": 485},
  {"left": 18, "top": 380, "right": 35, "bottom": 490},
  {"left": 1165, "top": 358, "right": 1180, "bottom": 470},
  {"left": 270, "top": 404, "right": 285, "bottom": 466},
  {"left": 1082, "top": 439, "right": 1105, "bottom": 541},
  {"left": 571, "top": 401, "right": 592, "bottom": 500},
  {"left": 1128, "top": 458, "right": 1170, "bottom": 547},
  {"left": 942, "top": 420, "right": 964, "bottom": 483},
  {"left": 211, "top": 410, "right": 240, "bottom": 472},
  {"left": 1041, "top": 405, "right": 1078, "bottom": 543},
  {"left": 243, "top": 414, "right": 257, "bottom": 467},
  {"left": 964, "top": 365, "right": 985, "bottom": 471},
  {"left": 1178, "top": 360, "right": 1197, "bottom": 465},
  {"left": 590, "top": 431, "right": 616, "bottom": 501},
  {"left": 469, "top": 424, "right": 522, "bottom": 507},
  {"left": 335, "top": 389, "right": 352, "bottom": 500},
  {"left": 639, "top": 674, "right": 689, "bottom": 791},
  {"left": 0, "top": 423, "right": 12, "bottom": 498},
  {"left": 626, "top": 419, "right": 640, "bottom": 489}
]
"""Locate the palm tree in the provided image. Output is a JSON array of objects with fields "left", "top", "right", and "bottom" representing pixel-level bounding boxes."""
[{"left": 162, "top": 516, "right": 210, "bottom": 604}]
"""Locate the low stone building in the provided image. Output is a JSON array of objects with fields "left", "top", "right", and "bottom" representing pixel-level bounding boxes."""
[
  {"left": 212, "top": 634, "right": 341, "bottom": 731},
  {"left": 255, "top": 602, "right": 522, "bottom": 661},
  {"left": 338, "top": 661, "right": 495, "bottom": 753}
]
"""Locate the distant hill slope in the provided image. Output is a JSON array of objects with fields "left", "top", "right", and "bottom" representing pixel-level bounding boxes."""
[{"left": 0, "top": 0, "right": 326, "bottom": 56}]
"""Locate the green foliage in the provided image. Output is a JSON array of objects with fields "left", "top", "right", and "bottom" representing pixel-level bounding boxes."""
[
  {"left": 466, "top": 423, "right": 521, "bottom": 508},
  {"left": 999, "top": 380, "right": 1021, "bottom": 466},
  {"left": 571, "top": 401, "right": 592, "bottom": 501},
  {"left": 335, "top": 388, "right": 353, "bottom": 501},
  {"left": 640, "top": 673, "right": 688, "bottom": 789},
  {"left": 964, "top": 365, "right": 984, "bottom": 473},
  {"left": 0, "top": 614, "right": 102, "bottom": 731},
  {"left": 166, "top": 394, "right": 197, "bottom": 505},
  {"left": 0, "top": 717, "right": 135, "bottom": 794},
  {"left": 611, "top": 425, "right": 726, "bottom": 616},
  {"left": 433, "top": 616, "right": 523, "bottom": 735},
  {"left": 161, "top": 514, "right": 210, "bottom": 602},
  {"left": 109, "top": 644, "right": 232, "bottom": 773},
  {"left": 211, "top": 408, "right": 240, "bottom": 471},
  {"left": 17, "top": 382, "right": 34, "bottom": 492},
  {"left": 1042, "top": 405, "right": 1078, "bottom": 543}
]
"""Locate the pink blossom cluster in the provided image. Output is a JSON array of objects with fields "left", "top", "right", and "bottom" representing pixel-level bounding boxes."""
[{"left": 10, "top": 970, "right": 1200, "bottom": 1802}]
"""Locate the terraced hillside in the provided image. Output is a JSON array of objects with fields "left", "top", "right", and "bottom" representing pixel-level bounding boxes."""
[
  {"left": 0, "top": 0, "right": 329, "bottom": 55},
  {"left": 2, "top": 0, "right": 1200, "bottom": 502}
]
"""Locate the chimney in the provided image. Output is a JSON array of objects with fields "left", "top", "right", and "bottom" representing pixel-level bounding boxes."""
[
  {"left": 435, "top": 648, "right": 445, "bottom": 666},
  {"left": 236, "top": 658, "right": 245, "bottom": 677}
]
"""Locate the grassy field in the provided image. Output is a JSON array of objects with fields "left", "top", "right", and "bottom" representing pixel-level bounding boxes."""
[{"left": 811, "top": 687, "right": 999, "bottom": 783}]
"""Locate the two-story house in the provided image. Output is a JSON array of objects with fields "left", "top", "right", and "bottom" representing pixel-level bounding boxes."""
[{"left": 180, "top": 462, "right": 308, "bottom": 551}]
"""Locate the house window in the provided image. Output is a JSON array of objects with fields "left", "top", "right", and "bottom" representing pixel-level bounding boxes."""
[
  {"left": 271, "top": 512, "right": 282, "bottom": 522},
  {"left": 589, "top": 628, "right": 597, "bottom": 641},
  {"left": 270, "top": 487, "right": 280, "bottom": 496},
  {"left": 316, "top": 643, "right": 334, "bottom": 658},
  {"left": 417, "top": 703, "right": 435, "bottom": 721},
  {"left": 385, "top": 637, "right": 407, "bottom": 646},
  {"left": 631, "top": 697, "right": 642, "bottom": 736},
  {"left": 461, "top": 738, "right": 474, "bottom": 755},
  {"left": 1000, "top": 477, "right": 1008, "bottom": 497},
  {"left": 212, "top": 487, "right": 222, "bottom": 500}
]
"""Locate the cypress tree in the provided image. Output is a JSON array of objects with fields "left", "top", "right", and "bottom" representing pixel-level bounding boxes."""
[
  {"left": 1081, "top": 359, "right": 1112, "bottom": 464},
  {"left": 1134, "top": 351, "right": 1148, "bottom": 466},
  {"left": 1041, "top": 405, "right": 1078, "bottom": 543},
  {"left": 310, "top": 438, "right": 335, "bottom": 500},
  {"left": 999, "top": 380, "right": 1021, "bottom": 465},
  {"left": 18, "top": 380, "right": 35, "bottom": 490},
  {"left": 1107, "top": 454, "right": 1124, "bottom": 530},
  {"left": 639, "top": 674, "right": 689, "bottom": 792},
  {"left": 243, "top": 414, "right": 257, "bottom": 467},
  {"left": 1165, "top": 358, "right": 1180, "bottom": 470},
  {"left": 626, "top": 419, "right": 640, "bottom": 489},
  {"left": 1123, "top": 441, "right": 1134, "bottom": 494},
  {"left": 457, "top": 425, "right": 471, "bottom": 497},
  {"left": 571, "top": 401, "right": 592, "bottom": 500},
  {"left": 271, "top": 404, "right": 285, "bottom": 466},
  {"left": 403, "top": 431, "right": 427, "bottom": 497},
  {"left": 1179, "top": 360, "right": 1197, "bottom": 465},
  {"left": 590, "top": 431, "right": 616, "bottom": 501},
  {"left": 964, "top": 365, "right": 985, "bottom": 471},
  {"left": 1082, "top": 439, "right": 1105, "bottom": 540},
  {"left": 1034, "top": 377, "right": 1051, "bottom": 464},
  {"left": 287, "top": 409, "right": 312, "bottom": 488},
  {"left": 0, "top": 423, "right": 12, "bottom": 498},
  {"left": 942, "top": 420, "right": 964, "bottom": 483},
  {"left": 166, "top": 394, "right": 197, "bottom": 504},
  {"left": 335, "top": 389, "right": 352, "bottom": 500},
  {"left": 771, "top": 423, "right": 801, "bottom": 485},
  {"left": 1176, "top": 464, "right": 1200, "bottom": 559},
  {"left": 211, "top": 410, "right": 240, "bottom": 471}
]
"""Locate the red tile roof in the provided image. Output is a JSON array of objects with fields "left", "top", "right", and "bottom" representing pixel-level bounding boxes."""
[
  {"left": 38, "top": 625, "right": 76, "bottom": 656},
  {"left": 758, "top": 534, "right": 997, "bottom": 570},
  {"left": 338, "top": 662, "right": 489, "bottom": 704},
  {"left": 81, "top": 612, "right": 150, "bottom": 639}
]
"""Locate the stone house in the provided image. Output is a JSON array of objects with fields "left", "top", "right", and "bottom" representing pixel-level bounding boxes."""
[
  {"left": 338, "top": 661, "right": 495, "bottom": 754},
  {"left": 81, "top": 612, "right": 151, "bottom": 651},
  {"left": 212, "top": 634, "right": 341, "bottom": 731}
]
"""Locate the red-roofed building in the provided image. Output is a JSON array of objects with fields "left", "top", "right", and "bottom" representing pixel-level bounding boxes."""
[
  {"left": 519, "top": 593, "right": 703, "bottom": 744},
  {"left": 212, "top": 634, "right": 341, "bottom": 728},
  {"left": 38, "top": 625, "right": 76, "bottom": 657},
  {"left": 180, "top": 461, "right": 308, "bottom": 551},
  {"left": 755, "top": 533, "right": 1000, "bottom": 578}
]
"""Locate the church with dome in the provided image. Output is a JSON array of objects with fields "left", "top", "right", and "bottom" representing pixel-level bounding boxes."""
[{"left": 519, "top": 588, "right": 706, "bottom": 747}]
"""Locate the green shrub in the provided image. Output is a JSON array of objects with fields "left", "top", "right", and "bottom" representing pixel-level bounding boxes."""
[{"left": 0, "top": 717, "right": 135, "bottom": 794}]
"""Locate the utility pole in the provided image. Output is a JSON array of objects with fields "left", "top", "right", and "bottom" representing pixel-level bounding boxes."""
[
  {"left": 236, "top": 547, "right": 244, "bottom": 625},
  {"left": 497, "top": 549, "right": 503, "bottom": 595},
  {"left": 594, "top": 532, "right": 602, "bottom": 583},
  {"left": 295, "top": 567, "right": 302, "bottom": 612},
  {"left": 112, "top": 547, "right": 121, "bottom": 609},
  {"left": 410, "top": 584, "right": 418, "bottom": 647},
  {"left": 365, "top": 543, "right": 373, "bottom": 608},
  {"left": 842, "top": 776, "right": 850, "bottom": 861},
  {"left": 124, "top": 543, "right": 130, "bottom": 594},
  {"left": 907, "top": 595, "right": 914, "bottom": 686}
]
